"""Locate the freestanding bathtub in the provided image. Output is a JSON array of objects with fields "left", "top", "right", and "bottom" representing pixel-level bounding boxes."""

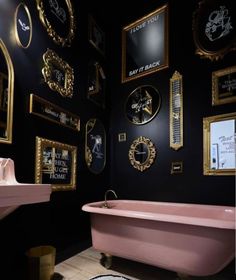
[{"left": 82, "top": 200, "right": 235, "bottom": 277}]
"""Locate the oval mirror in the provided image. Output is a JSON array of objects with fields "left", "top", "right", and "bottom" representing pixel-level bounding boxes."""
[
  {"left": 85, "top": 118, "right": 106, "bottom": 174},
  {"left": 125, "top": 85, "right": 161, "bottom": 125},
  {"left": 0, "top": 39, "right": 14, "bottom": 144}
]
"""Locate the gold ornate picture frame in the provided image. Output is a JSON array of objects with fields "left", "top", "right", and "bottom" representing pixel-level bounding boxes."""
[
  {"left": 14, "top": 3, "right": 32, "bottom": 49},
  {"left": 128, "top": 136, "right": 156, "bottom": 172},
  {"left": 203, "top": 112, "right": 236, "bottom": 176},
  {"left": 29, "top": 94, "right": 80, "bottom": 131},
  {"left": 35, "top": 136, "right": 77, "bottom": 191},
  {"left": 42, "top": 49, "right": 74, "bottom": 98},
  {"left": 36, "top": 0, "right": 75, "bottom": 47},
  {"left": 212, "top": 66, "right": 236, "bottom": 106},
  {"left": 122, "top": 4, "right": 169, "bottom": 83},
  {"left": 169, "top": 71, "right": 183, "bottom": 150}
]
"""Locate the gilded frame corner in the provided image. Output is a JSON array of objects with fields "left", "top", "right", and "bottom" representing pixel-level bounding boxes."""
[
  {"left": 128, "top": 136, "right": 156, "bottom": 172},
  {"left": 35, "top": 136, "right": 77, "bottom": 191},
  {"left": 36, "top": 0, "right": 75, "bottom": 47},
  {"left": 42, "top": 49, "right": 74, "bottom": 98}
]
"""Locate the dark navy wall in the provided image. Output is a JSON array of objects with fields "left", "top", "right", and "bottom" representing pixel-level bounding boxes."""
[{"left": 106, "top": 0, "right": 235, "bottom": 205}]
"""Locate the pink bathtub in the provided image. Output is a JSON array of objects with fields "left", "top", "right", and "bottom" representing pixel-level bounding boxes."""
[{"left": 82, "top": 200, "right": 235, "bottom": 277}]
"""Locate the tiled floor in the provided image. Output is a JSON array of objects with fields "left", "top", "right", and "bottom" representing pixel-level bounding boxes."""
[{"left": 54, "top": 247, "right": 235, "bottom": 280}]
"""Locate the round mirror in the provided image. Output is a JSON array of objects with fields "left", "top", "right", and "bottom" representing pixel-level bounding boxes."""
[
  {"left": 15, "top": 3, "right": 32, "bottom": 48},
  {"left": 0, "top": 39, "right": 14, "bottom": 144},
  {"left": 85, "top": 119, "right": 106, "bottom": 174},
  {"left": 125, "top": 85, "right": 161, "bottom": 125}
]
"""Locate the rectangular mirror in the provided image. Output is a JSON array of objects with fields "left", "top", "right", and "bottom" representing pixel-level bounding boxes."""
[{"left": 203, "top": 112, "right": 236, "bottom": 175}]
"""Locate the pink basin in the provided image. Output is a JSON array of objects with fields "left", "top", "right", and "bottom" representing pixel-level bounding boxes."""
[{"left": 82, "top": 200, "right": 235, "bottom": 276}]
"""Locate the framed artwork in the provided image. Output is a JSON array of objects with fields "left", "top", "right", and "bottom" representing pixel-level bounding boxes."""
[
  {"left": 29, "top": 94, "right": 80, "bottom": 131},
  {"left": 85, "top": 119, "right": 106, "bottom": 174},
  {"left": 118, "top": 133, "right": 126, "bottom": 142},
  {"left": 42, "top": 49, "right": 74, "bottom": 98},
  {"left": 212, "top": 65, "right": 236, "bottom": 105},
  {"left": 203, "top": 112, "right": 236, "bottom": 175},
  {"left": 125, "top": 85, "right": 161, "bottom": 125},
  {"left": 36, "top": 0, "right": 75, "bottom": 46},
  {"left": 171, "top": 161, "right": 183, "bottom": 174},
  {"left": 88, "top": 15, "right": 105, "bottom": 55},
  {"left": 87, "top": 60, "right": 106, "bottom": 108},
  {"left": 128, "top": 136, "right": 156, "bottom": 172},
  {"left": 35, "top": 137, "right": 77, "bottom": 191},
  {"left": 14, "top": 3, "right": 32, "bottom": 48},
  {"left": 193, "top": 0, "right": 236, "bottom": 61},
  {"left": 122, "top": 4, "right": 169, "bottom": 83},
  {"left": 169, "top": 71, "right": 183, "bottom": 150}
]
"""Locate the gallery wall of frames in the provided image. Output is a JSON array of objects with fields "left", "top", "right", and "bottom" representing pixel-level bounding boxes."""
[
  {"left": 0, "top": 0, "right": 109, "bottom": 278},
  {"left": 108, "top": 0, "right": 235, "bottom": 205}
]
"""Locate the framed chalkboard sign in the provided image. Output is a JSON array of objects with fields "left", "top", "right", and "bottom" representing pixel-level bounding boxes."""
[
  {"left": 122, "top": 4, "right": 169, "bottom": 83},
  {"left": 193, "top": 0, "right": 236, "bottom": 61},
  {"left": 36, "top": 0, "right": 75, "bottom": 47},
  {"left": 35, "top": 137, "right": 77, "bottom": 191},
  {"left": 212, "top": 66, "right": 236, "bottom": 105},
  {"left": 14, "top": 3, "right": 32, "bottom": 48}
]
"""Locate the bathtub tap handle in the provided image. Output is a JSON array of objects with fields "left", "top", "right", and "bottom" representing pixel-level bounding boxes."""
[{"left": 102, "top": 189, "right": 118, "bottom": 208}]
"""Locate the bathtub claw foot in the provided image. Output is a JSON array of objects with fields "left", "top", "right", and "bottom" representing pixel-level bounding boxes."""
[
  {"left": 177, "top": 273, "right": 191, "bottom": 280},
  {"left": 100, "top": 253, "right": 112, "bottom": 269}
]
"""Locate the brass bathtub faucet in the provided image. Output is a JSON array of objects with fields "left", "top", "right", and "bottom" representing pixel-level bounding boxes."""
[{"left": 102, "top": 189, "right": 118, "bottom": 208}]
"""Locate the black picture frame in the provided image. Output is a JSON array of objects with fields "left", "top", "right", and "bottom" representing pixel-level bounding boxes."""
[
  {"left": 122, "top": 4, "right": 169, "bottom": 83},
  {"left": 88, "top": 15, "right": 105, "bottom": 56},
  {"left": 193, "top": 0, "right": 236, "bottom": 61}
]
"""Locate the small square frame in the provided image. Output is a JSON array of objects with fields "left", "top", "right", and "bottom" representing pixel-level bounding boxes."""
[
  {"left": 171, "top": 161, "right": 183, "bottom": 174},
  {"left": 118, "top": 133, "right": 127, "bottom": 142}
]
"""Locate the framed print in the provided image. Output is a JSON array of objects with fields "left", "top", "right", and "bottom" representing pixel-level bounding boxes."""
[
  {"left": 85, "top": 119, "right": 106, "bottom": 174},
  {"left": 212, "top": 65, "right": 236, "bottom": 105},
  {"left": 193, "top": 0, "right": 236, "bottom": 61},
  {"left": 125, "top": 85, "right": 161, "bottom": 125},
  {"left": 128, "top": 136, "right": 156, "bottom": 172},
  {"left": 87, "top": 60, "right": 106, "bottom": 108},
  {"left": 171, "top": 161, "right": 183, "bottom": 174},
  {"left": 118, "top": 133, "right": 126, "bottom": 142},
  {"left": 42, "top": 49, "right": 74, "bottom": 98},
  {"left": 36, "top": 0, "right": 75, "bottom": 47},
  {"left": 203, "top": 112, "right": 236, "bottom": 175},
  {"left": 35, "top": 137, "right": 77, "bottom": 191},
  {"left": 88, "top": 15, "right": 105, "bottom": 55},
  {"left": 122, "top": 4, "right": 169, "bottom": 83},
  {"left": 169, "top": 71, "right": 183, "bottom": 150},
  {"left": 29, "top": 94, "right": 80, "bottom": 131},
  {"left": 14, "top": 3, "right": 32, "bottom": 49}
]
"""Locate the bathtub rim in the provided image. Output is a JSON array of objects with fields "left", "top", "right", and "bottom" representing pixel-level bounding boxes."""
[{"left": 82, "top": 200, "right": 235, "bottom": 229}]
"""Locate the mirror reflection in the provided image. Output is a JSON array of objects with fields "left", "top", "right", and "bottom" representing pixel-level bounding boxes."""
[
  {"left": 203, "top": 112, "right": 236, "bottom": 175},
  {"left": 0, "top": 39, "right": 14, "bottom": 143}
]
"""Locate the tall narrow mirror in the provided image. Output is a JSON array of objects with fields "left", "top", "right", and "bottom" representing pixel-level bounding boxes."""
[{"left": 0, "top": 39, "right": 14, "bottom": 144}]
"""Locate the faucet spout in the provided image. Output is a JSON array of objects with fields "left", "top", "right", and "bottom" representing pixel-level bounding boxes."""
[{"left": 102, "top": 189, "right": 118, "bottom": 208}]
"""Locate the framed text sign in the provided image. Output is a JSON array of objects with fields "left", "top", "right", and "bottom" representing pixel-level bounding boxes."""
[
  {"left": 35, "top": 137, "right": 77, "bottom": 191},
  {"left": 212, "top": 66, "right": 236, "bottom": 105},
  {"left": 122, "top": 4, "right": 169, "bottom": 83},
  {"left": 193, "top": 0, "right": 236, "bottom": 60}
]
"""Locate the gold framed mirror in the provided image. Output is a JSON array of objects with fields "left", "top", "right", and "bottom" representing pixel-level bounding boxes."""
[
  {"left": 203, "top": 112, "right": 236, "bottom": 175},
  {"left": 128, "top": 136, "right": 156, "bottom": 172},
  {"left": 0, "top": 39, "right": 14, "bottom": 144},
  {"left": 42, "top": 49, "right": 74, "bottom": 98},
  {"left": 36, "top": 0, "right": 75, "bottom": 47}
]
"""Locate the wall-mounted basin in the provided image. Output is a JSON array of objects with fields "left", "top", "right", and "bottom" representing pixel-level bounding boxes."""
[{"left": 0, "top": 158, "right": 51, "bottom": 220}]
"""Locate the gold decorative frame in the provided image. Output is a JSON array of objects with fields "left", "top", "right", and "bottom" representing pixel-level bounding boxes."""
[
  {"left": 122, "top": 4, "right": 169, "bottom": 83},
  {"left": 36, "top": 0, "right": 75, "bottom": 47},
  {"left": 170, "top": 71, "right": 183, "bottom": 150},
  {"left": 212, "top": 66, "right": 236, "bottom": 106},
  {"left": 35, "top": 136, "right": 77, "bottom": 191},
  {"left": 192, "top": 0, "right": 236, "bottom": 61},
  {"left": 14, "top": 3, "right": 32, "bottom": 48},
  {"left": 0, "top": 39, "right": 14, "bottom": 144},
  {"left": 171, "top": 161, "right": 183, "bottom": 174},
  {"left": 29, "top": 94, "right": 80, "bottom": 131},
  {"left": 203, "top": 112, "right": 236, "bottom": 175},
  {"left": 128, "top": 136, "right": 156, "bottom": 172},
  {"left": 42, "top": 49, "right": 74, "bottom": 98}
]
